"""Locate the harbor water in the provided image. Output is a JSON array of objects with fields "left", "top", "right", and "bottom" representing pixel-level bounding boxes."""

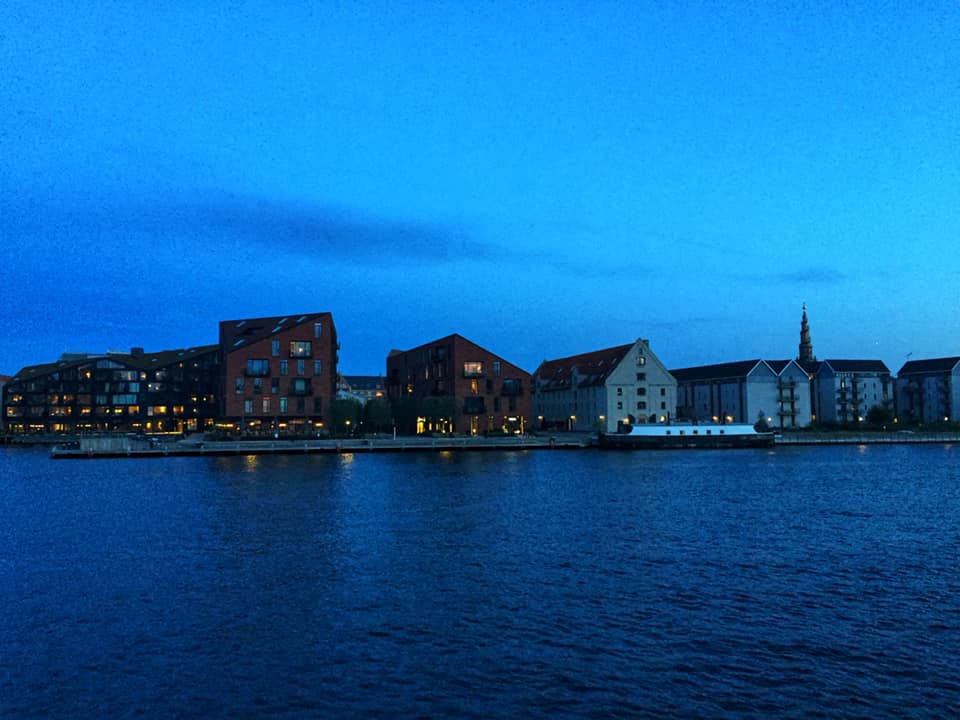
[{"left": 2, "top": 444, "right": 959, "bottom": 718}]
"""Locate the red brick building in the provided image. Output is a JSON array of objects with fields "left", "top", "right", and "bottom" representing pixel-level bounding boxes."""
[
  {"left": 219, "top": 313, "right": 337, "bottom": 435},
  {"left": 386, "top": 334, "right": 531, "bottom": 435}
]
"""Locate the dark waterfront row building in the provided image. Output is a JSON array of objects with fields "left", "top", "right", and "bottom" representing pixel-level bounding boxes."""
[
  {"left": 3, "top": 346, "right": 221, "bottom": 435},
  {"left": 2, "top": 313, "right": 338, "bottom": 436}
]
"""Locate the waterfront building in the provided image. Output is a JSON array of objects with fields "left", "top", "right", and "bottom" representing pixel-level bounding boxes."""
[
  {"left": 672, "top": 359, "right": 810, "bottom": 428},
  {"left": 813, "top": 359, "right": 893, "bottom": 424},
  {"left": 386, "top": 334, "right": 531, "bottom": 435},
  {"left": 895, "top": 356, "right": 960, "bottom": 424},
  {"left": 533, "top": 339, "right": 676, "bottom": 433},
  {"left": 337, "top": 375, "right": 386, "bottom": 405},
  {"left": 2, "top": 346, "right": 220, "bottom": 435},
  {"left": 0, "top": 374, "right": 9, "bottom": 433},
  {"left": 764, "top": 360, "right": 813, "bottom": 428},
  {"left": 219, "top": 313, "right": 338, "bottom": 436}
]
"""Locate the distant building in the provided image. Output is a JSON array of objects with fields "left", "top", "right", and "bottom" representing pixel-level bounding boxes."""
[
  {"left": 2, "top": 346, "right": 220, "bottom": 434},
  {"left": 0, "top": 374, "right": 9, "bottom": 433},
  {"left": 386, "top": 334, "right": 531, "bottom": 435},
  {"left": 895, "top": 356, "right": 960, "bottom": 424},
  {"left": 219, "top": 313, "right": 338, "bottom": 436},
  {"left": 338, "top": 375, "right": 386, "bottom": 405},
  {"left": 672, "top": 359, "right": 810, "bottom": 428},
  {"left": 533, "top": 339, "right": 676, "bottom": 433},
  {"left": 813, "top": 359, "right": 892, "bottom": 424}
]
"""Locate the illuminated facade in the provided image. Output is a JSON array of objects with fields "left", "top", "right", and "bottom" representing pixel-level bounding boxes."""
[
  {"left": 386, "top": 334, "right": 531, "bottom": 435},
  {"left": 533, "top": 339, "right": 676, "bottom": 432},
  {"left": 2, "top": 346, "right": 220, "bottom": 434},
  {"left": 219, "top": 313, "right": 338, "bottom": 435}
]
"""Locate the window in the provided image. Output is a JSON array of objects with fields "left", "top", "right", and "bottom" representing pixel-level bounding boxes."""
[
  {"left": 313, "top": 360, "right": 322, "bottom": 375},
  {"left": 246, "top": 359, "right": 269, "bottom": 377},
  {"left": 637, "top": 356, "right": 646, "bottom": 366},
  {"left": 297, "top": 359, "right": 305, "bottom": 376},
  {"left": 296, "top": 397, "right": 305, "bottom": 413},
  {"left": 636, "top": 373, "right": 646, "bottom": 381},
  {"left": 617, "top": 387, "right": 623, "bottom": 396},
  {"left": 486, "top": 379, "right": 493, "bottom": 394},
  {"left": 501, "top": 378, "right": 522, "bottom": 396},
  {"left": 638, "top": 401, "right": 646, "bottom": 409},
  {"left": 470, "top": 379, "right": 479, "bottom": 395},
  {"left": 313, "top": 397, "right": 322, "bottom": 413},
  {"left": 280, "top": 360, "right": 288, "bottom": 376},
  {"left": 290, "top": 341, "right": 312, "bottom": 358},
  {"left": 661, "top": 402, "right": 666, "bottom": 410},
  {"left": 638, "top": 387, "right": 646, "bottom": 396},
  {"left": 252, "top": 378, "right": 262, "bottom": 395},
  {"left": 271, "top": 340, "right": 280, "bottom": 357},
  {"left": 243, "top": 399, "right": 253, "bottom": 414},
  {"left": 262, "top": 398, "right": 271, "bottom": 413},
  {"left": 463, "top": 362, "right": 483, "bottom": 377},
  {"left": 508, "top": 396, "right": 517, "bottom": 411},
  {"left": 617, "top": 401, "right": 623, "bottom": 410},
  {"left": 279, "top": 397, "right": 288, "bottom": 414},
  {"left": 290, "top": 378, "right": 310, "bottom": 395},
  {"left": 493, "top": 361, "right": 501, "bottom": 377},
  {"left": 271, "top": 378, "right": 279, "bottom": 395},
  {"left": 494, "top": 397, "right": 501, "bottom": 411},
  {"left": 314, "top": 322, "right": 322, "bottom": 338},
  {"left": 660, "top": 388, "right": 666, "bottom": 396},
  {"left": 234, "top": 378, "right": 244, "bottom": 394},
  {"left": 463, "top": 396, "right": 485, "bottom": 414}
]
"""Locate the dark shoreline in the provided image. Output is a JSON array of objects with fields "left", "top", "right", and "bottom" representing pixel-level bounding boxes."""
[{"left": 21, "top": 430, "right": 959, "bottom": 459}]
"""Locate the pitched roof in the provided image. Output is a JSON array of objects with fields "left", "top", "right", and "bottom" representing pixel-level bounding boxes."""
[
  {"left": 669, "top": 359, "right": 766, "bottom": 383},
  {"left": 534, "top": 343, "right": 634, "bottom": 390},
  {"left": 388, "top": 333, "right": 529, "bottom": 373},
  {"left": 897, "top": 356, "right": 960, "bottom": 375},
  {"left": 821, "top": 359, "right": 890, "bottom": 374},
  {"left": 9, "top": 345, "right": 219, "bottom": 382},
  {"left": 342, "top": 375, "right": 385, "bottom": 390},
  {"left": 219, "top": 312, "right": 332, "bottom": 351}
]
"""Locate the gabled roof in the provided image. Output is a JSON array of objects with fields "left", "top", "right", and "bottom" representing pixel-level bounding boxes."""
[
  {"left": 388, "top": 333, "right": 529, "bottom": 374},
  {"left": 897, "top": 356, "right": 960, "bottom": 376},
  {"left": 670, "top": 359, "right": 767, "bottom": 383},
  {"left": 534, "top": 343, "right": 634, "bottom": 390},
  {"left": 342, "top": 375, "right": 385, "bottom": 390},
  {"left": 765, "top": 359, "right": 809, "bottom": 376},
  {"left": 219, "top": 312, "right": 332, "bottom": 351},
  {"left": 820, "top": 359, "right": 890, "bottom": 374}
]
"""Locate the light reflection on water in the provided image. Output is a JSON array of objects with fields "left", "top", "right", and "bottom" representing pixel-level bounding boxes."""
[{"left": 1, "top": 444, "right": 959, "bottom": 718}]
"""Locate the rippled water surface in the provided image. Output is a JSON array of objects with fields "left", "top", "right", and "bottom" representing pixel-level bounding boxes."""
[{"left": 2, "top": 444, "right": 959, "bottom": 718}]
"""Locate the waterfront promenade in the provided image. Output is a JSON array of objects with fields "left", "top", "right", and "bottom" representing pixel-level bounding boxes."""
[{"left": 33, "top": 429, "right": 960, "bottom": 458}]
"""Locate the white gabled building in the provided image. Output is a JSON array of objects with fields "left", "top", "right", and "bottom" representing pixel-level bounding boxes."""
[
  {"left": 672, "top": 359, "right": 812, "bottom": 429},
  {"left": 532, "top": 339, "right": 676, "bottom": 433}
]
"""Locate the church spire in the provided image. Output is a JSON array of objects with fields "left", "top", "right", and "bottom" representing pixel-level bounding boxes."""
[{"left": 798, "top": 303, "right": 814, "bottom": 364}]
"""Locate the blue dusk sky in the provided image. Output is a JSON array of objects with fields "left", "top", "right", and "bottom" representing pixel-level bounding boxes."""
[{"left": 2, "top": 2, "right": 958, "bottom": 376}]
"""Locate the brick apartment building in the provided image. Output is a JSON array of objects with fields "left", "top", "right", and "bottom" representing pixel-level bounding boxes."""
[
  {"left": 219, "top": 313, "right": 338, "bottom": 435},
  {"left": 386, "top": 334, "right": 531, "bottom": 435},
  {"left": 2, "top": 346, "right": 220, "bottom": 434}
]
